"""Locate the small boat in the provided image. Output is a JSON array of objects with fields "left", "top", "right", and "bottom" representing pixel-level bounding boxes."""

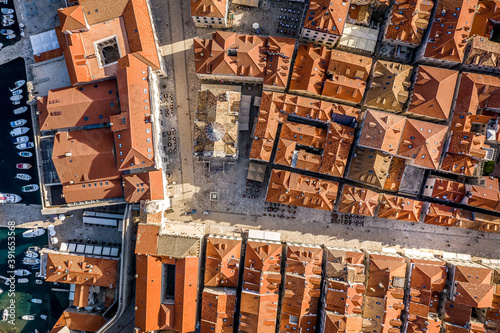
[
  {"left": 11, "top": 88, "right": 22, "bottom": 95},
  {"left": 16, "top": 142, "right": 33, "bottom": 150},
  {"left": 11, "top": 136, "right": 29, "bottom": 144},
  {"left": 18, "top": 151, "right": 32, "bottom": 157},
  {"left": 15, "top": 173, "right": 31, "bottom": 181},
  {"left": 21, "top": 315, "right": 34, "bottom": 321},
  {"left": 10, "top": 80, "right": 25, "bottom": 91},
  {"left": 2, "top": 14, "right": 12, "bottom": 19},
  {"left": 2, "top": 18, "right": 14, "bottom": 26},
  {"left": 22, "top": 184, "right": 39, "bottom": 192},
  {"left": 14, "top": 269, "right": 31, "bottom": 276},
  {"left": 35, "top": 280, "right": 42, "bottom": 285},
  {"left": 17, "top": 278, "right": 28, "bottom": 283},
  {"left": 5, "top": 33, "right": 15, "bottom": 39},
  {"left": 0, "top": 28, "right": 13, "bottom": 35},
  {"left": 16, "top": 163, "right": 31, "bottom": 169},
  {"left": 1, "top": 8, "right": 13, "bottom": 14},
  {"left": 22, "top": 258, "right": 40, "bottom": 265},
  {"left": 40, "top": 314, "right": 47, "bottom": 320},
  {"left": 0, "top": 193, "right": 21, "bottom": 204},
  {"left": 30, "top": 264, "right": 40, "bottom": 270},
  {"left": 10, "top": 126, "right": 29, "bottom": 136},
  {"left": 22, "top": 228, "right": 44, "bottom": 238},
  {"left": 25, "top": 251, "right": 38, "bottom": 258},
  {"left": 10, "top": 119, "right": 27, "bottom": 127},
  {"left": 13, "top": 106, "right": 27, "bottom": 114},
  {"left": 28, "top": 246, "right": 40, "bottom": 252},
  {"left": 31, "top": 298, "right": 42, "bottom": 304},
  {"left": 2, "top": 309, "right": 7, "bottom": 321},
  {"left": 10, "top": 94, "right": 22, "bottom": 104}
]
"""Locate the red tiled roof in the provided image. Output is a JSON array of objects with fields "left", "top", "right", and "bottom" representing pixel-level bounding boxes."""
[
  {"left": 266, "top": 170, "right": 339, "bottom": 211},
  {"left": 135, "top": 223, "right": 160, "bottom": 255},
  {"left": 454, "top": 72, "right": 500, "bottom": 117},
  {"left": 135, "top": 254, "right": 164, "bottom": 332},
  {"left": 320, "top": 122, "right": 355, "bottom": 177},
  {"left": 38, "top": 80, "right": 120, "bottom": 131},
  {"left": 465, "top": 185, "right": 500, "bottom": 212},
  {"left": 385, "top": 0, "right": 433, "bottom": 45},
  {"left": 58, "top": 5, "right": 87, "bottom": 32},
  {"left": 111, "top": 65, "right": 155, "bottom": 171},
  {"left": 204, "top": 237, "right": 242, "bottom": 288},
  {"left": 408, "top": 66, "right": 458, "bottom": 120},
  {"left": 378, "top": 195, "right": 423, "bottom": 223},
  {"left": 359, "top": 110, "right": 405, "bottom": 154},
  {"left": 431, "top": 179, "right": 466, "bottom": 203},
  {"left": 45, "top": 251, "right": 118, "bottom": 287},
  {"left": 190, "top": 0, "right": 227, "bottom": 18},
  {"left": 303, "top": 0, "right": 349, "bottom": 36},
  {"left": 62, "top": 179, "right": 123, "bottom": 204},
  {"left": 122, "top": 170, "right": 164, "bottom": 203},
  {"left": 471, "top": 0, "right": 500, "bottom": 37},
  {"left": 454, "top": 265, "right": 492, "bottom": 284},
  {"left": 423, "top": 0, "right": 477, "bottom": 63},
  {"left": 338, "top": 185, "right": 379, "bottom": 216},
  {"left": 51, "top": 311, "right": 107, "bottom": 333},
  {"left": 424, "top": 204, "right": 474, "bottom": 229},
  {"left": 455, "top": 281, "right": 494, "bottom": 308},
  {"left": 200, "top": 288, "right": 237, "bottom": 333},
  {"left": 446, "top": 131, "right": 487, "bottom": 159}
]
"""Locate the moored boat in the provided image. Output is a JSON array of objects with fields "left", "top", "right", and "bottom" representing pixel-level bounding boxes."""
[
  {"left": 10, "top": 118, "right": 27, "bottom": 127},
  {"left": 0, "top": 193, "right": 21, "bottom": 204},
  {"left": 1, "top": 14, "right": 12, "bottom": 20},
  {"left": 22, "top": 228, "right": 44, "bottom": 238},
  {"left": 2, "top": 18, "right": 14, "bottom": 26},
  {"left": 35, "top": 280, "right": 42, "bottom": 285},
  {"left": 21, "top": 184, "right": 38, "bottom": 192},
  {"left": 11, "top": 88, "right": 22, "bottom": 95},
  {"left": 16, "top": 163, "right": 31, "bottom": 170},
  {"left": 15, "top": 173, "right": 31, "bottom": 181},
  {"left": 5, "top": 33, "right": 15, "bottom": 40},
  {"left": 10, "top": 126, "right": 29, "bottom": 136},
  {"left": 30, "top": 298, "right": 42, "bottom": 304},
  {"left": 2, "top": 309, "right": 6, "bottom": 321},
  {"left": 1, "top": 8, "right": 14, "bottom": 14},
  {"left": 11, "top": 136, "right": 29, "bottom": 144},
  {"left": 13, "top": 269, "right": 30, "bottom": 276},
  {"left": 25, "top": 251, "right": 38, "bottom": 258},
  {"left": 17, "top": 278, "right": 28, "bottom": 283},
  {"left": 18, "top": 151, "right": 32, "bottom": 157},
  {"left": 10, "top": 94, "right": 21, "bottom": 104},
  {"left": 28, "top": 246, "right": 40, "bottom": 252},
  {"left": 16, "top": 142, "right": 34, "bottom": 150},
  {"left": 40, "top": 314, "right": 47, "bottom": 320},
  {"left": 22, "top": 258, "right": 40, "bottom": 265},
  {"left": 13, "top": 106, "right": 27, "bottom": 114},
  {"left": 21, "top": 315, "right": 34, "bottom": 320},
  {"left": 0, "top": 28, "right": 12, "bottom": 35},
  {"left": 10, "top": 80, "right": 25, "bottom": 91}
]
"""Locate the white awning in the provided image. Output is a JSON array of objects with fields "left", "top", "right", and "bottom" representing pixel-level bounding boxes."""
[{"left": 30, "top": 30, "right": 60, "bottom": 56}]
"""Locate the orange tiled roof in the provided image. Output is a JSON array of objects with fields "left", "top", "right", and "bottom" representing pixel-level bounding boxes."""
[
  {"left": 423, "top": 203, "right": 474, "bottom": 228},
  {"left": 38, "top": 80, "right": 120, "bottom": 132},
  {"left": 201, "top": 288, "right": 237, "bottom": 333},
  {"left": 338, "top": 185, "right": 379, "bottom": 216},
  {"left": 423, "top": 0, "right": 477, "bottom": 63},
  {"left": 135, "top": 254, "right": 163, "bottom": 332},
  {"left": 62, "top": 179, "right": 123, "bottom": 204},
  {"left": 204, "top": 237, "right": 242, "bottom": 288},
  {"left": 190, "top": 0, "right": 227, "bottom": 18},
  {"left": 455, "top": 281, "right": 494, "bottom": 308},
  {"left": 397, "top": 119, "right": 447, "bottom": 169},
  {"left": 446, "top": 131, "right": 487, "bottom": 159},
  {"left": 385, "top": 0, "right": 433, "bottom": 45},
  {"left": 45, "top": 251, "right": 118, "bottom": 287},
  {"left": 266, "top": 170, "right": 339, "bottom": 211},
  {"left": 289, "top": 44, "right": 328, "bottom": 96},
  {"left": 465, "top": 185, "right": 500, "bottom": 212},
  {"left": 111, "top": 64, "right": 155, "bottom": 172},
  {"left": 319, "top": 122, "right": 355, "bottom": 177},
  {"left": 365, "top": 61, "right": 413, "bottom": 112},
  {"left": 366, "top": 254, "right": 407, "bottom": 298},
  {"left": 324, "top": 312, "right": 363, "bottom": 333},
  {"left": 359, "top": 110, "right": 405, "bottom": 154},
  {"left": 194, "top": 32, "right": 295, "bottom": 88},
  {"left": 303, "top": 0, "right": 349, "bottom": 36},
  {"left": 410, "top": 261, "right": 447, "bottom": 292},
  {"left": 431, "top": 178, "right": 466, "bottom": 203},
  {"left": 454, "top": 265, "right": 492, "bottom": 284},
  {"left": 52, "top": 129, "right": 120, "bottom": 185},
  {"left": 348, "top": 147, "right": 393, "bottom": 189},
  {"left": 454, "top": 72, "right": 500, "bottom": 117},
  {"left": 122, "top": 169, "right": 164, "bottom": 203},
  {"left": 51, "top": 311, "right": 107, "bottom": 333},
  {"left": 58, "top": 5, "right": 87, "bottom": 32},
  {"left": 378, "top": 194, "right": 423, "bottom": 223},
  {"left": 408, "top": 66, "right": 458, "bottom": 120},
  {"left": 440, "top": 152, "right": 478, "bottom": 176},
  {"left": 470, "top": 0, "right": 500, "bottom": 37}
]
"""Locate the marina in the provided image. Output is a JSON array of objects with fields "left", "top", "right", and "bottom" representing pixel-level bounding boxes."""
[
  {"left": 0, "top": 0, "right": 20, "bottom": 48},
  {"left": 0, "top": 58, "right": 40, "bottom": 205}
]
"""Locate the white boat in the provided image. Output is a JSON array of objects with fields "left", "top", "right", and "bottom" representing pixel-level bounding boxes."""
[
  {"left": 22, "top": 258, "right": 40, "bottom": 265},
  {"left": 28, "top": 246, "right": 40, "bottom": 252},
  {"left": 40, "top": 314, "right": 47, "bottom": 320},
  {"left": 22, "top": 228, "right": 44, "bottom": 238},
  {"left": 16, "top": 163, "right": 31, "bottom": 169},
  {"left": 0, "top": 193, "right": 21, "bottom": 204},
  {"left": 16, "top": 142, "right": 34, "bottom": 150},
  {"left": 35, "top": 280, "right": 42, "bottom": 285},
  {"left": 11, "top": 88, "right": 22, "bottom": 95},
  {"left": 17, "top": 278, "right": 28, "bottom": 283},
  {"left": 13, "top": 106, "right": 27, "bottom": 114},
  {"left": 1, "top": 8, "right": 13, "bottom": 14},
  {"left": 2, "top": 14, "right": 12, "bottom": 20},
  {"left": 10, "top": 118, "right": 27, "bottom": 127},
  {"left": 2, "top": 18, "right": 14, "bottom": 27},
  {"left": 25, "top": 251, "right": 38, "bottom": 258},
  {"left": 10, "top": 80, "right": 25, "bottom": 91},
  {"left": 13, "top": 269, "right": 31, "bottom": 276},
  {"left": 2, "top": 309, "right": 7, "bottom": 321},
  {"left": 11, "top": 136, "right": 29, "bottom": 144},
  {"left": 22, "top": 184, "right": 39, "bottom": 192},
  {"left": 0, "top": 28, "right": 12, "bottom": 35},
  {"left": 10, "top": 126, "right": 29, "bottom": 136},
  {"left": 18, "top": 151, "right": 32, "bottom": 157},
  {"left": 15, "top": 173, "right": 31, "bottom": 181},
  {"left": 5, "top": 33, "right": 15, "bottom": 40},
  {"left": 21, "top": 315, "right": 34, "bottom": 320},
  {"left": 10, "top": 94, "right": 22, "bottom": 104},
  {"left": 31, "top": 298, "right": 42, "bottom": 304}
]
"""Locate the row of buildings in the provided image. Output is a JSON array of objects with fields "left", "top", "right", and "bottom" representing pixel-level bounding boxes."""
[
  {"left": 133, "top": 219, "right": 500, "bottom": 333},
  {"left": 31, "top": 0, "right": 169, "bottom": 212},
  {"left": 191, "top": 0, "right": 500, "bottom": 71}
]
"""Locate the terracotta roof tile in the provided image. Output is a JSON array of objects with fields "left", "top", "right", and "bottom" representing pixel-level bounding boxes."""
[
  {"left": 200, "top": 288, "right": 237, "bottom": 333},
  {"left": 454, "top": 72, "right": 500, "bottom": 117},
  {"left": 204, "top": 237, "right": 242, "bottom": 288},
  {"left": 50, "top": 311, "right": 107, "bottom": 333},
  {"left": 423, "top": 0, "right": 477, "bottom": 63},
  {"left": 455, "top": 281, "right": 494, "bottom": 307},
  {"left": 348, "top": 146, "right": 393, "bottom": 189},
  {"left": 338, "top": 185, "right": 379, "bottom": 216},
  {"left": 303, "top": 0, "right": 349, "bottom": 36},
  {"left": 464, "top": 185, "right": 500, "bottom": 212},
  {"left": 122, "top": 169, "right": 164, "bottom": 203},
  {"left": 385, "top": 0, "right": 433, "bottom": 45},
  {"left": 408, "top": 66, "right": 458, "bottom": 120},
  {"left": 430, "top": 179, "right": 466, "bottom": 203},
  {"left": 471, "top": 1, "right": 500, "bottom": 37},
  {"left": 190, "top": 0, "right": 227, "bottom": 18},
  {"left": 58, "top": 6, "right": 88, "bottom": 32},
  {"left": 424, "top": 203, "right": 474, "bottom": 228},
  {"left": 440, "top": 152, "right": 478, "bottom": 176},
  {"left": 359, "top": 110, "right": 405, "bottom": 154},
  {"left": 378, "top": 194, "right": 424, "bottom": 222}
]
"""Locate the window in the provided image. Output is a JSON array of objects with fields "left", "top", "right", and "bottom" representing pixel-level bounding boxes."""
[
  {"left": 99, "top": 115, "right": 103, "bottom": 119},
  {"left": 146, "top": 129, "right": 150, "bottom": 133},
  {"left": 147, "top": 138, "right": 151, "bottom": 143},
  {"left": 118, "top": 134, "right": 121, "bottom": 139},
  {"left": 84, "top": 116, "right": 89, "bottom": 121},
  {"left": 50, "top": 111, "right": 62, "bottom": 116},
  {"left": 111, "top": 102, "right": 114, "bottom": 107},
  {"left": 289, "top": 315, "right": 299, "bottom": 325}
]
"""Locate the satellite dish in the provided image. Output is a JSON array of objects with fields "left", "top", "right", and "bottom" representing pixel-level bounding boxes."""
[{"left": 252, "top": 23, "right": 259, "bottom": 29}]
